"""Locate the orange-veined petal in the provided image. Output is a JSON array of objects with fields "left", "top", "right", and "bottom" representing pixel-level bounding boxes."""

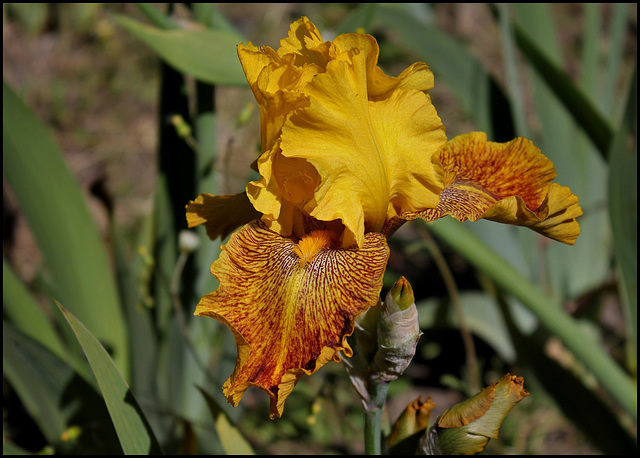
[
  {"left": 389, "top": 132, "right": 582, "bottom": 244},
  {"left": 194, "top": 220, "right": 389, "bottom": 418}
]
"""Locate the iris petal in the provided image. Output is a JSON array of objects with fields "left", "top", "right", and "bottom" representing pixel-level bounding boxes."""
[
  {"left": 186, "top": 193, "right": 261, "bottom": 241},
  {"left": 194, "top": 220, "right": 389, "bottom": 418},
  {"left": 387, "top": 132, "right": 582, "bottom": 244},
  {"left": 279, "top": 45, "right": 445, "bottom": 247},
  {"left": 237, "top": 19, "right": 446, "bottom": 248}
]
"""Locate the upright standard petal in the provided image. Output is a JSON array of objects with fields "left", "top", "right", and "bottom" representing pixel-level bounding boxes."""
[
  {"left": 194, "top": 220, "right": 389, "bottom": 418},
  {"left": 238, "top": 18, "right": 446, "bottom": 248},
  {"left": 278, "top": 37, "right": 445, "bottom": 248}
]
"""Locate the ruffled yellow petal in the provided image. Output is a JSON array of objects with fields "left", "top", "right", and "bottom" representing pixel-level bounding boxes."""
[
  {"left": 276, "top": 16, "right": 333, "bottom": 67},
  {"left": 332, "top": 33, "right": 435, "bottom": 100},
  {"left": 276, "top": 46, "right": 445, "bottom": 248},
  {"left": 194, "top": 220, "right": 389, "bottom": 418},
  {"left": 482, "top": 183, "right": 582, "bottom": 244},
  {"left": 237, "top": 43, "right": 316, "bottom": 154},
  {"left": 185, "top": 193, "right": 261, "bottom": 241},
  {"left": 389, "top": 132, "right": 582, "bottom": 244},
  {"left": 238, "top": 18, "right": 445, "bottom": 248}
]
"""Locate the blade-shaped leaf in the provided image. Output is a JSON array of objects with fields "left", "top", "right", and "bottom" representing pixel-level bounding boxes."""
[
  {"left": 112, "top": 14, "right": 246, "bottom": 86},
  {"left": 499, "top": 297, "right": 637, "bottom": 455},
  {"left": 512, "top": 8, "right": 613, "bottom": 157},
  {"left": 3, "top": 258, "right": 67, "bottom": 362},
  {"left": 335, "top": 3, "right": 378, "bottom": 34},
  {"left": 512, "top": 4, "right": 610, "bottom": 301},
  {"left": 375, "top": 3, "right": 514, "bottom": 141},
  {"left": 57, "top": 302, "right": 163, "bottom": 455},
  {"left": 608, "top": 65, "right": 637, "bottom": 350},
  {"left": 426, "top": 218, "right": 637, "bottom": 421},
  {"left": 3, "top": 80, "right": 128, "bottom": 376},
  {"left": 3, "top": 322, "right": 72, "bottom": 444},
  {"left": 3, "top": 323, "right": 123, "bottom": 454}
]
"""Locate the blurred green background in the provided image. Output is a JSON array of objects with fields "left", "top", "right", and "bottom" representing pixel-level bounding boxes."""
[{"left": 3, "top": 3, "right": 637, "bottom": 455}]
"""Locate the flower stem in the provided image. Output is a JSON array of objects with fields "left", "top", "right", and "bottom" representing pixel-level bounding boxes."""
[
  {"left": 364, "top": 407, "right": 383, "bottom": 455},
  {"left": 364, "top": 381, "right": 390, "bottom": 455}
]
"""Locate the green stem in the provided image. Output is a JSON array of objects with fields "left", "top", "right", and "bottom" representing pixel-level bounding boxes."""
[
  {"left": 364, "top": 407, "right": 383, "bottom": 455},
  {"left": 364, "top": 381, "right": 390, "bottom": 455}
]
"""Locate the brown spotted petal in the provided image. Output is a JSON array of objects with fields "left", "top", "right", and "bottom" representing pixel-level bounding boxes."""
[
  {"left": 195, "top": 220, "right": 389, "bottom": 418},
  {"left": 186, "top": 192, "right": 262, "bottom": 241},
  {"left": 387, "top": 132, "right": 582, "bottom": 245}
]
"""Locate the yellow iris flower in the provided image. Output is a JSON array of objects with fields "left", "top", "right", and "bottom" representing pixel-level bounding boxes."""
[{"left": 186, "top": 17, "right": 581, "bottom": 419}]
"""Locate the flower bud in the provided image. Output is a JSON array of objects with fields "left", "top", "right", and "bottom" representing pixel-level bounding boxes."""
[
  {"left": 170, "top": 114, "right": 192, "bottom": 138},
  {"left": 388, "top": 396, "right": 435, "bottom": 449},
  {"left": 417, "top": 374, "right": 529, "bottom": 455},
  {"left": 179, "top": 229, "right": 200, "bottom": 254},
  {"left": 370, "top": 277, "right": 422, "bottom": 383}
]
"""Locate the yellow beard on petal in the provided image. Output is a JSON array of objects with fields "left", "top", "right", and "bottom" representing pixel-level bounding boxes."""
[{"left": 294, "top": 230, "right": 338, "bottom": 266}]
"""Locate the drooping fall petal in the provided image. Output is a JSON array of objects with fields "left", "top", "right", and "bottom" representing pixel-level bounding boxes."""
[
  {"left": 194, "top": 220, "right": 389, "bottom": 418},
  {"left": 390, "top": 132, "right": 582, "bottom": 245}
]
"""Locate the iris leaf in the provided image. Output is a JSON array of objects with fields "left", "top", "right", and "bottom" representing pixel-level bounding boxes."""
[
  {"left": 3, "top": 323, "right": 123, "bottom": 453},
  {"left": 375, "top": 3, "right": 514, "bottom": 141},
  {"left": 3, "top": 323, "right": 73, "bottom": 445},
  {"left": 197, "top": 386, "right": 255, "bottom": 455},
  {"left": 112, "top": 14, "right": 246, "bottom": 86},
  {"left": 608, "top": 65, "right": 637, "bottom": 352},
  {"left": 511, "top": 8, "right": 613, "bottom": 158},
  {"left": 3, "top": 80, "right": 128, "bottom": 377},
  {"left": 427, "top": 217, "right": 637, "bottom": 421},
  {"left": 3, "top": 258, "right": 67, "bottom": 362},
  {"left": 57, "top": 301, "right": 163, "bottom": 455}
]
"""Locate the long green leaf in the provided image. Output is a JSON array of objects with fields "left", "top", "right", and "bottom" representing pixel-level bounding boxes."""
[
  {"left": 112, "top": 14, "right": 246, "bottom": 86},
  {"left": 3, "top": 258, "right": 67, "bottom": 361},
  {"left": 3, "top": 323, "right": 123, "bottom": 454},
  {"left": 497, "top": 298, "right": 637, "bottom": 454},
  {"left": 57, "top": 302, "right": 163, "bottom": 455},
  {"left": 111, "top": 221, "right": 157, "bottom": 400},
  {"left": 375, "top": 3, "right": 514, "bottom": 141},
  {"left": 602, "top": 4, "right": 632, "bottom": 117},
  {"left": 511, "top": 10, "right": 613, "bottom": 157},
  {"left": 3, "top": 80, "right": 128, "bottom": 376},
  {"left": 3, "top": 323, "right": 72, "bottom": 444},
  {"left": 608, "top": 65, "right": 637, "bottom": 352},
  {"left": 426, "top": 217, "right": 637, "bottom": 421},
  {"left": 335, "top": 3, "right": 378, "bottom": 34},
  {"left": 512, "top": 4, "right": 610, "bottom": 301}
]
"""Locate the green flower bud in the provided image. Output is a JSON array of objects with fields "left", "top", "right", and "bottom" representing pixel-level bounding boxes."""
[
  {"left": 390, "top": 274, "right": 415, "bottom": 311},
  {"left": 371, "top": 277, "right": 422, "bottom": 383},
  {"left": 171, "top": 114, "right": 192, "bottom": 138},
  {"left": 417, "top": 374, "right": 529, "bottom": 455},
  {"left": 388, "top": 396, "right": 436, "bottom": 451}
]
